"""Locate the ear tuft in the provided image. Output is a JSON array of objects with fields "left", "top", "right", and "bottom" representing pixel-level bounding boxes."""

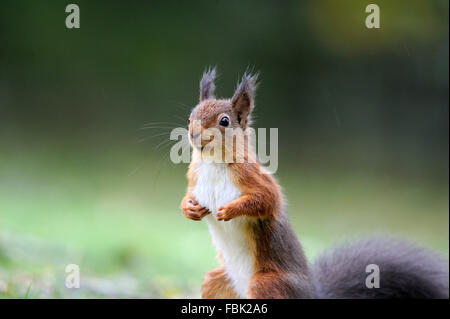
[
  {"left": 199, "top": 66, "right": 217, "bottom": 101},
  {"left": 231, "top": 71, "right": 259, "bottom": 126},
  {"left": 232, "top": 71, "right": 259, "bottom": 108}
]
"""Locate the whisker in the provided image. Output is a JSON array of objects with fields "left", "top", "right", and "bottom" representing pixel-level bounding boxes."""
[
  {"left": 173, "top": 115, "right": 188, "bottom": 124},
  {"left": 139, "top": 126, "right": 178, "bottom": 130},
  {"left": 138, "top": 132, "right": 171, "bottom": 143},
  {"left": 155, "top": 139, "right": 174, "bottom": 151},
  {"left": 141, "top": 121, "right": 183, "bottom": 127},
  {"left": 127, "top": 160, "right": 145, "bottom": 177}
]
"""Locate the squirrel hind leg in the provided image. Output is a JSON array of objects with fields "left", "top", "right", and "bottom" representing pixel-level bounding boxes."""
[
  {"left": 247, "top": 271, "right": 315, "bottom": 299},
  {"left": 201, "top": 267, "right": 239, "bottom": 299}
]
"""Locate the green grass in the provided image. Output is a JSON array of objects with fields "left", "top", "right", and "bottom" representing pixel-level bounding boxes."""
[
  {"left": 0, "top": 146, "right": 448, "bottom": 298},
  {"left": 24, "top": 282, "right": 32, "bottom": 299}
]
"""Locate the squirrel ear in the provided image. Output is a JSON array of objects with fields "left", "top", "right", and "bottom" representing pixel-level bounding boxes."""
[
  {"left": 231, "top": 71, "right": 259, "bottom": 126},
  {"left": 199, "top": 66, "right": 217, "bottom": 102}
]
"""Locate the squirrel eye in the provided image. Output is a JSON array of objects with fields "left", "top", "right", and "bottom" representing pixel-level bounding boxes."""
[{"left": 219, "top": 116, "right": 230, "bottom": 127}]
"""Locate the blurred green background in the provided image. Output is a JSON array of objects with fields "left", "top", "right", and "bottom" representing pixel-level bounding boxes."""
[{"left": 0, "top": 0, "right": 448, "bottom": 298}]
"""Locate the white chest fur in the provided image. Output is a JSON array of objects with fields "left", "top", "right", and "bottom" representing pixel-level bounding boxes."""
[{"left": 192, "top": 162, "right": 253, "bottom": 298}]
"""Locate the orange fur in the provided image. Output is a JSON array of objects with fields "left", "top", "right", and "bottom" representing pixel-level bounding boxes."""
[
  {"left": 201, "top": 266, "right": 239, "bottom": 299},
  {"left": 216, "top": 163, "right": 282, "bottom": 221}
]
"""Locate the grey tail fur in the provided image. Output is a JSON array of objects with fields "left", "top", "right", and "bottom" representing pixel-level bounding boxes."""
[{"left": 311, "top": 237, "right": 449, "bottom": 299}]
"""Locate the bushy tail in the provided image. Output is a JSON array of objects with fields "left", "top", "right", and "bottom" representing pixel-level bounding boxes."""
[{"left": 311, "top": 237, "right": 449, "bottom": 299}]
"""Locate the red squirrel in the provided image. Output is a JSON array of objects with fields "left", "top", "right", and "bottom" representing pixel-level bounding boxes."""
[{"left": 180, "top": 68, "right": 449, "bottom": 299}]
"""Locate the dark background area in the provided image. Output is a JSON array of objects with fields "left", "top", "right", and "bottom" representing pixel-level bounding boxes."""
[{"left": 0, "top": 0, "right": 448, "bottom": 298}]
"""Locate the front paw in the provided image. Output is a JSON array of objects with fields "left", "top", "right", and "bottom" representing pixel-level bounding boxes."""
[
  {"left": 181, "top": 199, "right": 210, "bottom": 221},
  {"left": 216, "top": 205, "right": 238, "bottom": 221}
]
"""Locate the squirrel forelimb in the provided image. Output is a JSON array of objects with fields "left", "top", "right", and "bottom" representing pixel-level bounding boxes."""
[
  {"left": 180, "top": 195, "right": 210, "bottom": 221},
  {"left": 217, "top": 194, "right": 269, "bottom": 221}
]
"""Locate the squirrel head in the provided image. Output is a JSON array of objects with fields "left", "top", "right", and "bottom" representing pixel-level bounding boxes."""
[{"left": 188, "top": 67, "right": 259, "bottom": 159}]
